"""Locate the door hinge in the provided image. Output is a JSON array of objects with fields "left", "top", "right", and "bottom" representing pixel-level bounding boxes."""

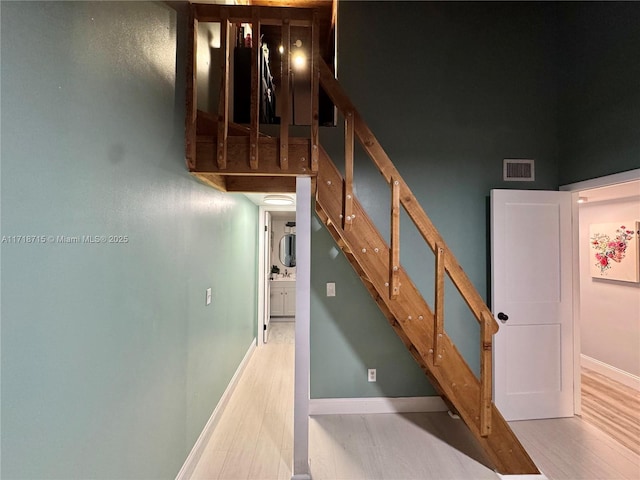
[{"left": 263, "top": 324, "right": 267, "bottom": 330}]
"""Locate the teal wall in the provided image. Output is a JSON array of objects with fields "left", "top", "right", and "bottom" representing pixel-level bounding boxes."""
[
  {"left": 557, "top": 2, "right": 640, "bottom": 184},
  {"left": 1, "top": 2, "right": 257, "bottom": 479},
  {"left": 311, "top": 1, "right": 637, "bottom": 399}
]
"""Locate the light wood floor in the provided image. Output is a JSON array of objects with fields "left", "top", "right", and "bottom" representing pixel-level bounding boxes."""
[
  {"left": 191, "top": 322, "right": 295, "bottom": 480},
  {"left": 191, "top": 323, "right": 640, "bottom": 479},
  {"left": 580, "top": 367, "right": 640, "bottom": 456}
]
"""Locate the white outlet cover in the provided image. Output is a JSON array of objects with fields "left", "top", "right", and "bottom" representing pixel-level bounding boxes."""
[
  {"left": 368, "top": 368, "right": 376, "bottom": 382},
  {"left": 327, "top": 282, "right": 336, "bottom": 297},
  {"left": 206, "top": 288, "right": 212, "bottom": 305}
]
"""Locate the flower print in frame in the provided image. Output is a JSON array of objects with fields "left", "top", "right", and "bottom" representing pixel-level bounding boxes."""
[{"left": 589, "top": 221, "right": 640, "bottom": 282}]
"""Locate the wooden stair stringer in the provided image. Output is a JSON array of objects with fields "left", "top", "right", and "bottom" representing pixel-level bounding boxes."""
[{"left": 315, "top": 147, "right": 539, "bottom": 475}]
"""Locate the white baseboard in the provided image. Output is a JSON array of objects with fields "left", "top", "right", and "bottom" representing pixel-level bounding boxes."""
[
  {"left": 497, "top": 473, "right": 548, "bottom": 480},
  {"left": 309, "top": 396, "right": 447, "bottom": 415},
  {"left": 581, "top": 354, "right": 640, "bottom": 391},
  {"left": 175, "top": 339, "right": 257, "bottom": 480}
]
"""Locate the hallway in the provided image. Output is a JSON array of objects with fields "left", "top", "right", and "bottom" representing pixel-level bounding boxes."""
[{"left": 191, "top": 323, "right": 295, "bottom": 480}]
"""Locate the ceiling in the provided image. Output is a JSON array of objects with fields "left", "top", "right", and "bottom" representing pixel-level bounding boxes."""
[
  {"left": 579, "top": 179, "right": 640, "bottom": 204},
  {"left": 243, "top": 192, "right": 297, "bottom": 207}
]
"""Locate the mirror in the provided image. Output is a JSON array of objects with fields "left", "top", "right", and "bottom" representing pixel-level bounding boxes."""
[{"left": 279, "top": 234, "right": 296, "bottom": 267}]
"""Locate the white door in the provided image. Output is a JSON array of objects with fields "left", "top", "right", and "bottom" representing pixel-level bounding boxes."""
[
  {"left": 263, "top": 211, "right": 272, "bottom": 344},
  {"left": 491, "top": 189, "right": 574, "bottom": 421}
]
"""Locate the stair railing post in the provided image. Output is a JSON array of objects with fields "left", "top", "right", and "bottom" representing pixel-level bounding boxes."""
[
  {"left": 186, "top": 5, "right": 198, "bottom": 171},
  {"left": 434, "top": 244, "right": 445, "bottom": 365},
  {"left": 310, "top": 10, "right": 320, "bottom": 172},
  {"left": 216, "top": 9, "right": 230, "bottom": 169},
  {"left": 249, "top": 9, "right": 261, "bottom": 170},
  {"left": 480, "top": 311, "right": 493, "bottom": 437},
  {"left": 390, "top": 177, "right": 400, "bottom": 299},
  {"left": 279, "top": 19, "right": 290, "bottom": 170},
  {"left": 343, "top": 111, "right": 354, "bottom": 230}
]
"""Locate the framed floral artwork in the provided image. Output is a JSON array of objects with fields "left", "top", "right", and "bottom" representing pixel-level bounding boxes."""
[{"left": 589, "top": 221, "right": 640, "bottom": 282}]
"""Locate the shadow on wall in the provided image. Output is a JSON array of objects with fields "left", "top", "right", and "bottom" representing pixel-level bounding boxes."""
[{"left": 310, "top": 214, "right": 437, "bottom": 400}]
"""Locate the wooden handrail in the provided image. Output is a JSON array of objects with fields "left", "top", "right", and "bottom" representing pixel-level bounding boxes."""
[{"left": 318, "top": 58, "right": 498, "bottom": 335}]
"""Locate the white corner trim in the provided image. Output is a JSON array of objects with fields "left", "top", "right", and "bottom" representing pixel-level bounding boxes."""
[
  {"left": 309, "top": 396, "right": 447, "bottom": 416},
  {"left": 496, "top": 473, "right": 548, "bottom": 480},
  {"left": 290, "top": 475, "right": 312, "bottom": 480},
  {"left": 175, "top": 339, "right": 257, "bottom": 480},
  {"left": 581, "top": 354, "right": 640, "bottom": 391}
]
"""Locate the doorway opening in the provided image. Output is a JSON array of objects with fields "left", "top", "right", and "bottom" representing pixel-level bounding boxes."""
[
  {"left": 251, "top": 197, "right": 297, "bottom": 345},
  {"left": 265, "top": 210, "right": 297, "bottom": 343},
  {"left": 562, "top": 169, "right": 640, "bottom": 454}
]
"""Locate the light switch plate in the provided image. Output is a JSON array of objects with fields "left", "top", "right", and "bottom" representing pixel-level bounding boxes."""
[
  {"left": 206, "top": 288, "right": 212, "bottom": 305},
  {"left": 326, "top": 282, "right": 336, "bottom": 297}
]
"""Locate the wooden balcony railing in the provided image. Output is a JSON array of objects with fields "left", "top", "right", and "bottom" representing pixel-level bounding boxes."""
[{"left": 185, "top": 4, "right": 320, "bottom": 175}]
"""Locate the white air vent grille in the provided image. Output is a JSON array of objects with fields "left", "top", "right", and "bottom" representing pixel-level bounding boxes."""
[{"left": 503, "top": 159, "right": 535, "bottom": 181}]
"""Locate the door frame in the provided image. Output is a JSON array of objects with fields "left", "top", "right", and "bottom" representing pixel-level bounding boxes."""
[
  {"left": 257, "top": 203, "right": 296, "bottom": 346},
  {"left": 560, "top": 168, "right": 640, "bottom": 415}
]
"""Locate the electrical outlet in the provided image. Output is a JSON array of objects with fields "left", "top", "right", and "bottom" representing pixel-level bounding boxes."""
[
  {"left": 327, "top": 282, "right": 336, "bottom": 297},
  {"left": 368, "top": 368, "right": 376, "bottom": 382},
  {"left": 206, "top": 288, "right": 212, "bottom": 305}
]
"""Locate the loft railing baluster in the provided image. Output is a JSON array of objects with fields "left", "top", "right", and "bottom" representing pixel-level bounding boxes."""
[
  {"left": 216, "top": 9, "right": 230, "bottom": 169},
  {"left": 310, "top": 11, "right": 320, "bottom": 172},
  {"left": 249, "top": 9, "right": 260, "bottom": 169},
  {"left": 279, "top": 19, "right": 290, "bottom": 170}
]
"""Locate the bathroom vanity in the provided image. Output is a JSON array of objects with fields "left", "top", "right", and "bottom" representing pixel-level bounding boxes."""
[{"left": 269, "top": 279, "right": 296, "bottom": 317}]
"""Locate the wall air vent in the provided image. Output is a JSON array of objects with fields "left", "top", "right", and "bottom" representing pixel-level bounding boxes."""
[{"left": 503, "top": 159, "right": 535, "bottom": 181}]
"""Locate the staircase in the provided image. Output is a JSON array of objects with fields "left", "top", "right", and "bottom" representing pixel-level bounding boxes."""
[{"left": 186, "top": 4, "right": 539, "bottom": 475}]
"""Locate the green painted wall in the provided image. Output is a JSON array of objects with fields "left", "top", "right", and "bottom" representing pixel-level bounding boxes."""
[
  {"left": 1, "top": 2, "right": 257, "bottom": 478},
  {"left": 557, "top": 2, "right": 640, "bottom": 184},
  {"left": 311, "top": 1, "right": 562, "bottom": 398}
]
